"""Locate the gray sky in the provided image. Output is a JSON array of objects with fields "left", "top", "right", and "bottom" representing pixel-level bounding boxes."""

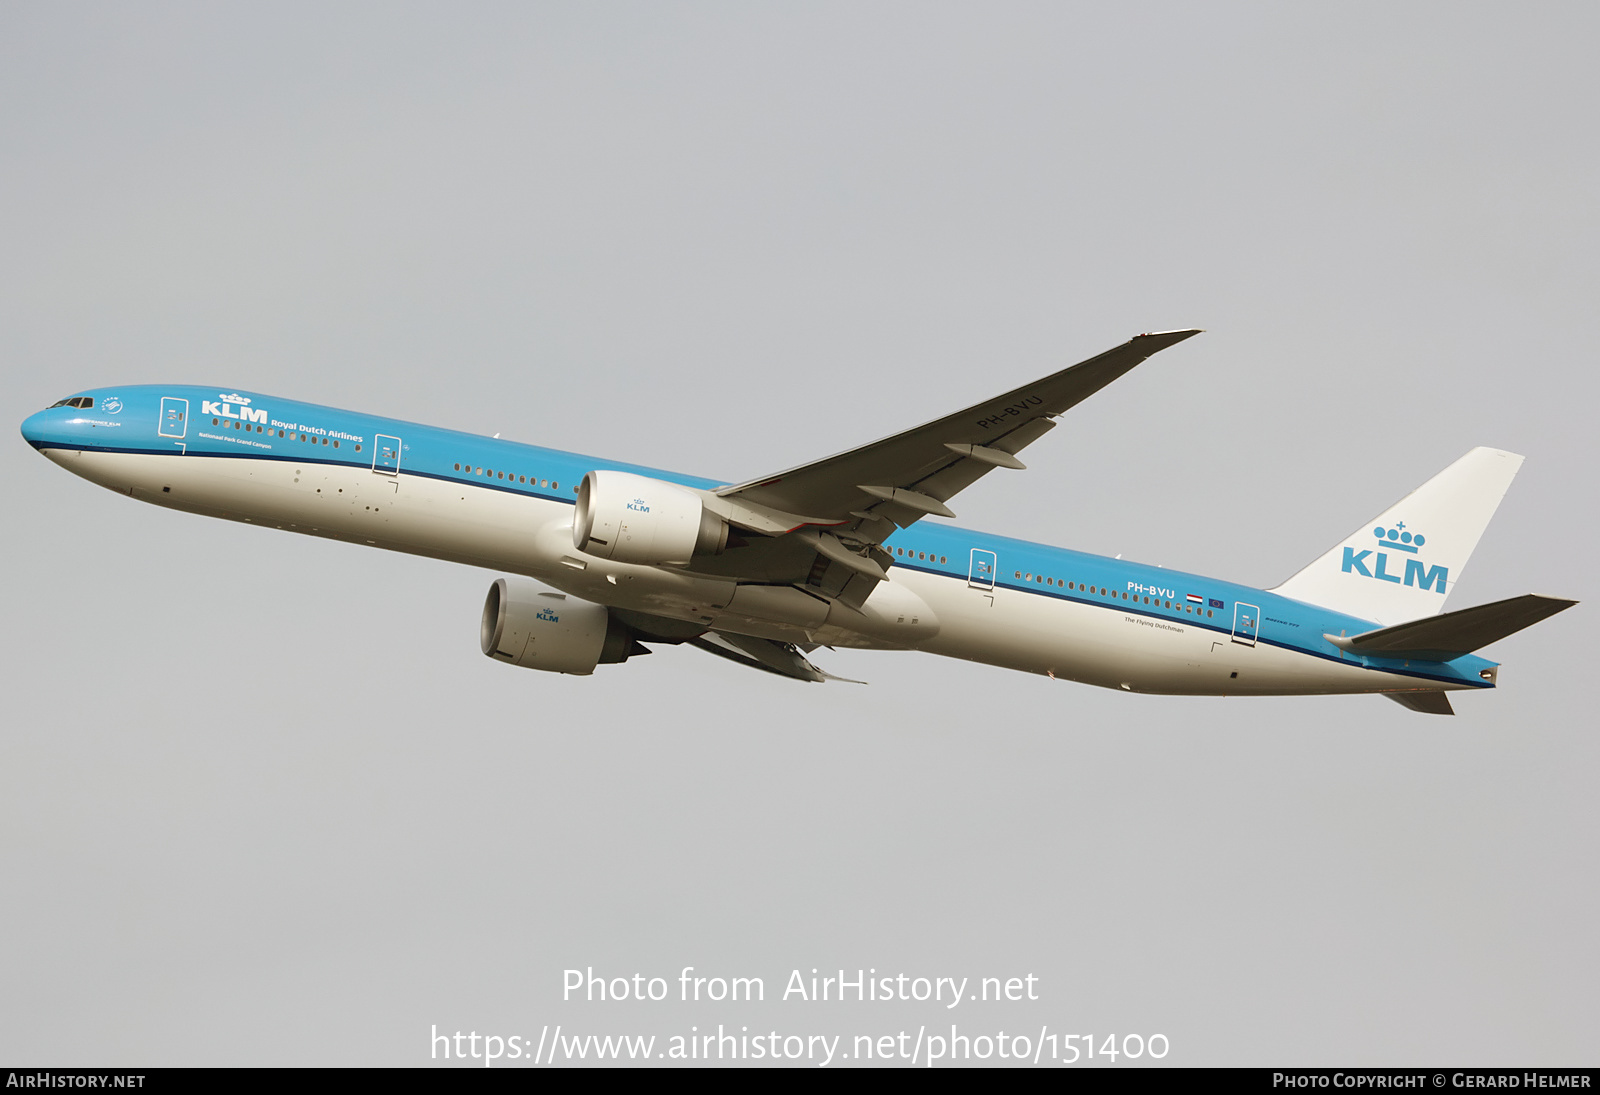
[{"left": 3, "top": 1, "right": 1595, "bottom": 1067}]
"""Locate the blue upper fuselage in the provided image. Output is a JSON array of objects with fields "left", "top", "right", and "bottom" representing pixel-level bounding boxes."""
[{"left": 21, "top": 384, "right": 1497, "bottom": 689}]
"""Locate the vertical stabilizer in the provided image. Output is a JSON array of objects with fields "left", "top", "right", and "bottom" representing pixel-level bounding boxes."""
[{"left": 1270, "top": 447, "right": 1523, "bottom": 625}]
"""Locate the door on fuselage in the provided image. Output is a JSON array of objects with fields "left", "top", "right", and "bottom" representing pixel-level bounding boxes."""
[
  {"left": 968, "top": 548, "right": 996, "bottom": 591},
  {"left": 967, "top": 549, "right": 997, "bottom": 607},
  {"left": 373, "top": 434, "right": 402, "bottom": 476},
  {"left": 1232, "top": 602, "right": 1260, "bottom": 646},
  {"left": 158, "top": 397, "right": 188, "bottom": 439}
]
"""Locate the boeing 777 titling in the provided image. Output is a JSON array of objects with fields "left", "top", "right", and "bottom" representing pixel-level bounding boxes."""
[{"left": 21, "top": 330, "right": 1575, "bottom": 714}]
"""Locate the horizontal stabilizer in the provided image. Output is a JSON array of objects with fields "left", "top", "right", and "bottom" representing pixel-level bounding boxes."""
[
  {"left": 1385, "top": 691, "right": 1455, "bottom": 715},
  {"left": 1331, "top": 593, "right": 1577, "bottom": 662}
]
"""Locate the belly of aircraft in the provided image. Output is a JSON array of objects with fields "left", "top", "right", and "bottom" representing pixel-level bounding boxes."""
[
  {"left": 893, "top": 569, "right": 1458, "bottom": 697},
  {"left": 64, "top": 449, "right": 1472, "bottom": 698}
]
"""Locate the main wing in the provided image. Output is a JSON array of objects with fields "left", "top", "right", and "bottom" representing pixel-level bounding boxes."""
[{"left": 691, "top": 329, "right": 1202, "bottom": 605}]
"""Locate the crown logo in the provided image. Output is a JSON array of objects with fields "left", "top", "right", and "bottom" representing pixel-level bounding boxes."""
[{"left": 1373, "top": 522, "right": 1425, "bottom": 554}]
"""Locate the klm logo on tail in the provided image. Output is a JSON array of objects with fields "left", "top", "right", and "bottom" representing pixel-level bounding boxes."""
[{"left": 1341, "top": 522, "right": 1447, "bottom": 593}]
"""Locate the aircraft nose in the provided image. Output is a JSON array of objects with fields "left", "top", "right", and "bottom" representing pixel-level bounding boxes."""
[{"left": 20, "top": 409, "right": 51, "bottom": 449}]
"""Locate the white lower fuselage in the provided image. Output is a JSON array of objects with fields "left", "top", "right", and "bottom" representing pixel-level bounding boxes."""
[{"left": 50, "top": 447, "right": 1472, "bottom": 698}]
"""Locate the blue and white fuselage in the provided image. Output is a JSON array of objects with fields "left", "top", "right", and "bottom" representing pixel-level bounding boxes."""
[{"left": 23, "top": 338, "right": 1570, "bottom": 712}]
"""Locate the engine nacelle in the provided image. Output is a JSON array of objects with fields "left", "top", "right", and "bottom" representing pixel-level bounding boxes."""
[
  {"left": 572, "top": 469, "right": 727, "bottom": 566},
  {"left": 480, "top": 578, "right": 643, "bottom": 675}
]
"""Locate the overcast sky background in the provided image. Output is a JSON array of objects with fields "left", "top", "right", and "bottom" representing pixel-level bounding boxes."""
[{"left": 3, "top": 2, "right": 1596, "bottom": 1067}]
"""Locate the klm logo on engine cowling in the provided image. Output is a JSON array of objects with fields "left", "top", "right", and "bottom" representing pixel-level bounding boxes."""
[
  {"left": 1341, "top": 522, "right": 1447, "bottom": 593},
  {"left": 201, "top": 393, "right": 267, "bottom": 424},
  {"left": 536, "top": 607, "right": 560, "bottom": 623},
  {"left": 626, "top": 498, "right": 650, "bottom": 513}
]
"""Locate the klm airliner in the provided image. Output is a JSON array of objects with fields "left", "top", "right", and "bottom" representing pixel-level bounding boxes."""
[{"left": 21, "top": 330, "right": 1575, "bottom": 714}]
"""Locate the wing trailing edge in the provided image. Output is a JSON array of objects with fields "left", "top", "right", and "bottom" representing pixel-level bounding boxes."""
[{"left": 688, "top": 631, "right": 866, "bottom": 684}]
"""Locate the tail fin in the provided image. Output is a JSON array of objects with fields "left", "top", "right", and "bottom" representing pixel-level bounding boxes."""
[{"left": 1271, "top": 447, "right": 1523, "bottom": 625}]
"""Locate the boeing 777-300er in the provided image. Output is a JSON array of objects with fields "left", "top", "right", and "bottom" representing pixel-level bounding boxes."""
[{"left": 21, "top": 330, "right": 1576, "bottom": 714}]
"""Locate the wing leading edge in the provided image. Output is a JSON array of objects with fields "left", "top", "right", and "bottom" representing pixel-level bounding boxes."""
[
  {"left": 719, "top": 329, "right": 1201, "bottom": 523},
  {"left": 694, "top": 330, "right": 1202, "bottom": 605}
]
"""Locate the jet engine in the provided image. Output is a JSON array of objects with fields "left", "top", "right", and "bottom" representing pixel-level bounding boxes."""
[
  {"left": 480, "top": 578, "right": 646, "bottom": 675},
  {"left": 572, "top": 469, "right": 727, "bottom": 566}
]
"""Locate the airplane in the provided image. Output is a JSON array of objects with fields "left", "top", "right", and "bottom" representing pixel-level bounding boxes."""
[{"left": 20, "top": 330, "right": 1575, "bottom": 714}]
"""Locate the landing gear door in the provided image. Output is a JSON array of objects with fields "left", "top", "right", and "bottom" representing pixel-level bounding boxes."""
[
  {"left": 373, "top": 434, "right": 402, "bottom": 476},
  {"left": 1232, "top": 602, "right": 1260, "bottom": 647},
  {"left": 968, "top": 549, "right": 996, "bottom": 591},
  {"left": 158, "top": 397, "right": 188, "bottom": 439}
]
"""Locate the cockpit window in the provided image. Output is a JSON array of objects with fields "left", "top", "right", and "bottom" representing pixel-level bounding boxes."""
[{"left": 48, "top": 397, "right": 93, "bottom": 409}]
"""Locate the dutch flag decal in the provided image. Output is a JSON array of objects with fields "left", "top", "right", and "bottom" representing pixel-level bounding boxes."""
[{"left": 1186, "top": 594, "right": 1204, "bottom": 605}]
